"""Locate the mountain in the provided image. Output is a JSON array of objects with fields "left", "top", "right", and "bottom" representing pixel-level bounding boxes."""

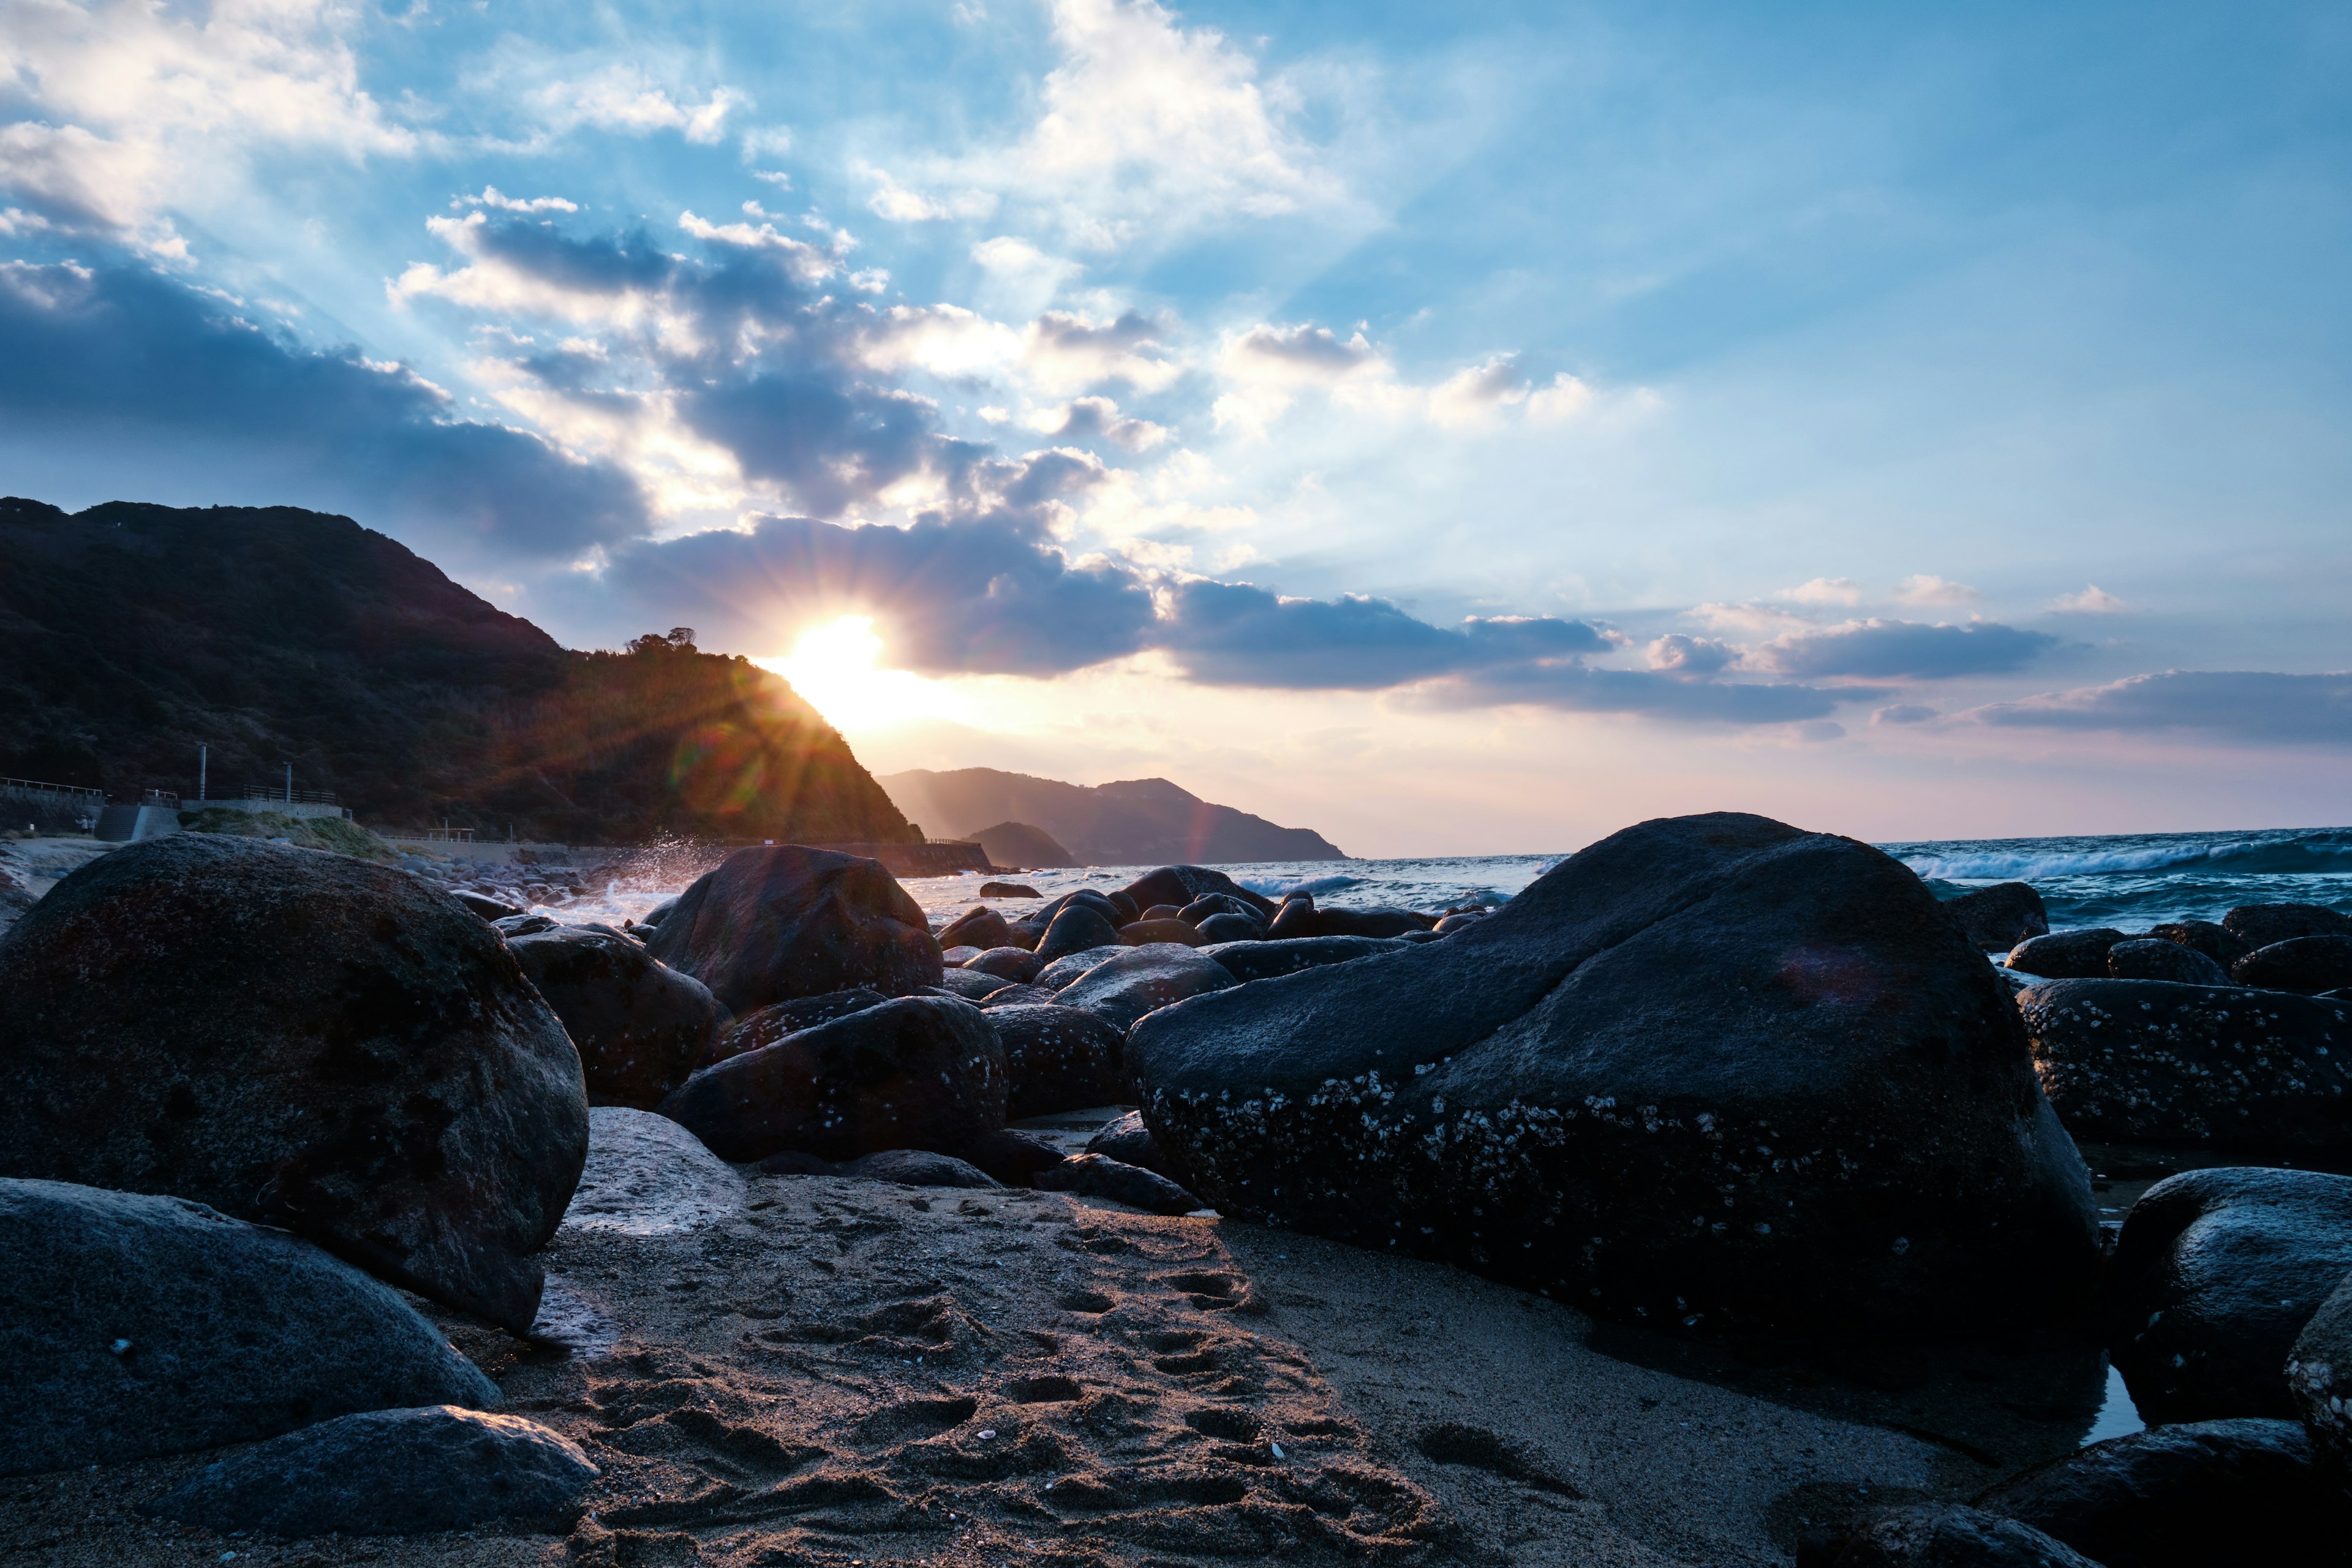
[
  {"left": 965, "top": 820, "right": 1077, "bottom": 869},
  {"left": 881, "top": 768, "right": 1347, "bottom": 866},
  {"left": 0, "top": 497, "right": 916, "bottom": 846}
]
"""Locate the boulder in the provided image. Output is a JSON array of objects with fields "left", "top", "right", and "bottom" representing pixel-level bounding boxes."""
[
  {"left": 1973, "top": 1418, "right": 2323, "bottom": 1568},
  {"left": 1943, "top": 883, "right": 2049, "bottom": 951},
  {"left": 935, "top": 967, "right": 1016, "bottom": 1001},
  {"left": 989, "top": 1004, "right": 1126, "bottom": 1117},
  {"left": 1036, "top": 945, "right": 1128, "bottom": 990},
  {"left": 1312, "top": 905, "right": 1435, "bottom": 938},
  {"left": 1034, "top": 1153, "right": 1204, "bottom": 1216},
  {"left": 454, "top": 889, "right": 524, "bottom": 921},
  {"left": 641, "top": 845, "right": 940, "bottom": 1014},
  {"left": 658, "top": 995, "right": 1006, "bottom": 1163},
  {"left": 938, "top": 905, "right": 1012, "bottom": 952},
  {"left": 1199, "top": 935, "right": 1401, "bottom": 983},
  {"left": 2019, "top": 981, "right": 2352, "bottom": 1157},
  {"left": 1126, "top": 812, "right": 2103, "bottom": 1338},
  {"left": 966, "top": 946, "right": 1041, "bottom": 983},
  {"left": 979, "top": 881, "right": 1041, "bottom": 899},
  {"left": 2150, "top": 920, "right": 2252, "bottom": 968},
  {"left": 1180, "top": 894, "right": 1262, "bottom": 926},
  {"left": 835, "top": 1149, "right": 1001, "bottom": 1188},
  {"left": 1196, "top": 912, "right": 1265, "bottom": 944},
  {"left": 1001, "top": 921, "right": 1043, "bottom": 951},
  {"left": 493, "top": 912, "right": 560, "bottom": 938},
  {"left": 1141, "top": 903, "right": 1185, "bottom": 921},
  {"left": 1266, "top": 895, "right": 1319, "bottom": 940},
  {"left": 2108, "top": 1167, "right": 2352, "bottom": 1422},
  {"left": 0, "top": 834, "right": 586, "bottom": 1332},
  {"left": 1086, "top": 1109, "right": 1191, "bottom": 1186},
  {"left": 1823, "top": 1506, "right": 2101, "bottom": 1567},
  {"left": 1432, "top": 912, "right": 1487, "bottom": 935},
  {"left": 2106, "top": 938, "right": 2230, "bottom": 986},
  {"left": 638, "top": 895, "right": 679, "bottom": 929},
  {"left": 2223, "top": 903, "right": 2352, "bottom": 949},
  {"left": 1054, "top": 944, "right": 1238, "bottom": 1035},
  {"left": 2285, "top": 1268, "right": 2352, "bottom": 1474},
  {"left": 559, "top": 1107, "right": 745, "bottom": 1238},
  {"left": 941, "top": 944, "right": 983, "bottom": 965},
  {"left": 703, "top": 987, "right": 890, "bottom": 1069},
  {"left": 145, "top": 1406, "right": 597, "bottom": 1537},
  {"left": 1033, "top": 888, "right": 1124, "bottom": 927},
  {"left": 979, "top": 982, "right": 1058, "bottom": 1010},
  {"left": 963, "top": 1128, "right": 1069, "bottom": 1186},
  {"left": 1120, "top": 916, "right": 1206, "bottom": 947},
  {"left": 2007, "top": 929, "right": 2126, "bottom": 979},
  {"left": 0, "top": 1180, "right": 498, "bottom": 1476},
  {"left": 2233, "top": 935, "right": 2352, "bottom": 993},
  {"left": 1035, "top": 902, "right": 1125, "bottom": 963},
  {"left": 508, "top": 924, "right": 728, "bottom": 1109},
  {"left": 1121, "top": 865, "right": 1276, "bottom": 919}
]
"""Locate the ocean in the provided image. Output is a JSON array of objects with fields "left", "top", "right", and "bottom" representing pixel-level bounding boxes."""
[{"left": 552, "top": 824, "right": 2352, "bottom": 933}]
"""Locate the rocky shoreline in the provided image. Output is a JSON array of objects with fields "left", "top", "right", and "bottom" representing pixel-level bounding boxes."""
[{"left": 4, "top": 815, "right": 2351, "bottom": 1565}]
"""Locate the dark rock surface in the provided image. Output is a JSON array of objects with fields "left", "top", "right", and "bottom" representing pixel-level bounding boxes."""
[
  {"left": 1822, "top": 1505, "right": 2101, "bottom": 1567},
  {"left": 703, "top": 987, "right": 888, "bottom": 1069},
  {"left": 146, "top": 1406, "right": 597, "bottom": 1537},
  {"left": 938, "top": 905, "right": 1012, "bottom": 952},
  {"left": 1035, "top": 902, "right": 1125, "bottom": 963},
  {"left": 2005, "top": 929, "right": 2125, "bottom": 979},
  {"left": 1035, "top": 945, "right": 1128, "bottom": 990},
  {"left": 964, "top": 945, "right": 1041, "bottom": 982},
  {"left": 2019, "top": 981, "right": 2352, "bottom": 1156},
  {"left": 988, "top": 1004, "right": 1126, "bottom": 1118},
  {"left": 978, "top": 982, "right": 1058, "bottom": 1009},
  {"left": 835, "top": 1149, "right": 1002, "bottom": 1188},
  {"left": 1179, "top": 893, "right": 1262, "bottom": 926},
  {"left": 2233, "top": 934, "right": 2352, "bottom": 993},
  {"left": 2105, "top": 937, "right": 2230, "bottom": 986},
  {"left": 493, "top": 911, "right": 560, "bottom": 938},
  {"left": 2149, "top": 919, "right": 2251, "bottom": 968},
  {"left": 1120, "top": 864, "right": 1278, "bottom": 918},
  {"left": 2285, "top": 1267, "right": 2352, "bottom": 1474},
  {"left": 1085, "top": 1109, "right": 1190, "bottom": 1186},
  {"left": 1054, "top": 944, "right": 1238, "bottom": 1034},
  {"left": 2108, "top": 1166, "right": 2352, "bottom": 1422},
  {"left": 1199, "top": 934, "right": 1400, "bottom": 983},
  {"left": 1127, "top": 812, "right": 2103, "bottom": 1338},
  {"left": 1118, "top": 916, "right": 1205, "bottom": 947},
  {"left": 1195, "top": 911, "right": 1265, "bottom": 944},
  {"left": 1266, "top": 894, "right": 1318, "bottom": 940},
  {"left": 508, "top": 923, "right": 728, "bottom": 1109},
  {"left": 0, "top": 1180, "right": 497, "bottom": 1476},
  {"left": 934, "top": 967, "right": 1016, "bottom": 1001},
  {"left": 1034, "top": 1153, "right": 1204, "bottom": 1216},
  {"left": 658, "top": 995, "right": 1006, "bottom": 1163},
  {"left": 641, "top": 845, "right": 940, "bottom": 1014},
  {"left": 978, "top": 880, "right": 1041, "bottom": 899},
  {"left": 1973, "top": 1418, "right": 2322, "bottom": 1568},
  {"left": 1943, "top": 883, "right": 2049, "bottom": 951},
  {"left": 961, "top": 1128, "right": 1069, "bottom": 1186},
  {"left": 454, "top": 889, "right": 524, "bottom": 921},
  {"left": 0, "top": 834, "right": 586, "bottom": 1331},
  {"left": 1307, "top": 905, "right": 1434, "bottom": 939},
  {"left": 558, "top": 1107, "right": 745, "bottom": 1238},
  {"left": 2223, "top": 902, "right": 2352, "bottom": 948}
]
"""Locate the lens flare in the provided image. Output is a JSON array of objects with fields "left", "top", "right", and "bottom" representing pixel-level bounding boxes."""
[{"left": 760, "top": 616, "right": 965, "bottom": 732}]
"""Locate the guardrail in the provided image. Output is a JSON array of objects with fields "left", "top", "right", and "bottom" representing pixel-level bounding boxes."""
[
  {"left": 214, "top": 786, "right": 339, "bottom": 806},
  {"left": 0, "top": 776, "right": 104, "bottom": 801}
]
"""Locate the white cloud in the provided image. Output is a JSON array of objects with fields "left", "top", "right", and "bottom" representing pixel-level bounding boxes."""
[
  {"left": 2051, "top": 584, "right": 2127, "bottom": 613},
  {"left": 1895, "top": 574, "right": 1981, "bottom": 606},
  {"left": 1526, "top": 373, "right": 1596, "bottom": 423},
  {"left": 1030, "top": 394, "right": 1169, "bottom": 451},
  {"left": 530, "top": 69, "right": 744, "bottom": 143},
  {"left": 462, "top": 186, "right": 578, "bottom": 214},
  {"left": 861, "top": 162, "right": 999, "bottom": 222},
  {"left": 676, "top": 209, "right": 837, "bottom": 283},
  {"left": 1023, "top": 307, "right": 1180, "bottom": 393},
  {"left": 1785, "top": 577, "right": 1863, "bottom": 606},
  {"left": 1425, "top": 354, "right": 1532, "bottom": 429}
]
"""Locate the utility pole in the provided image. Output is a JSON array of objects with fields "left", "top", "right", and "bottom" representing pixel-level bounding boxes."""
[
  {"left": 198, "top": 745, "right": 207, "bottom": 804},
  {"left": 285, "top": 763, "right": 293, "bottom": 803}
]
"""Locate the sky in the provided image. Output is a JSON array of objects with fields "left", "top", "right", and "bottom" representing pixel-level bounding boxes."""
[{"left": 2, "top": 0, "right": 2348, "bottom": 856}]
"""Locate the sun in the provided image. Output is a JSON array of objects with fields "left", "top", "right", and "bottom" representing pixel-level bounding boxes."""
[{"left": 758, "top": 615, "right": 965, "bottom": 732}]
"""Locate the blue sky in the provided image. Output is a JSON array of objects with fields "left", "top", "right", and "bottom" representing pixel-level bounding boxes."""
[{"left": 2, "top": 0, "right": 2348, "bottom": 852}]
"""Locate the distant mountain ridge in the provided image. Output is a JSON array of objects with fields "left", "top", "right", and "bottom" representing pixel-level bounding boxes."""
[
  {"left": 0, "top": 497, "right": 916, "bottom": 846},
  {"left": 881, "top": 767, "right": 1347, "bottom": 866}
]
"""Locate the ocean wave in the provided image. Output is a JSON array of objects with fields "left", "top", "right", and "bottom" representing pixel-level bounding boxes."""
[
  {"left": 1901, "top": 833, "right": 2352, "bottom": 882},
  {"left": 1238, "top": 872, "right": 1362, "bottom": 899}
]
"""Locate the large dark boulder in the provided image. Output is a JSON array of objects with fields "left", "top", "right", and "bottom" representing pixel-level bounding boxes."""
[
  {"left": 1035, "top": 944, "right": 1127, "bottom": 990},
  {"left": 1035, "top": 1153, "right": 1204, "bottom": 1215},
  {"left": 2108, "top": 1167, "right": 2352, "bottom": 1423},
  {"left": 2233, "top": 935, "right": 2352, "bottom": 993},
  {"left": 640, "top": 845, "right": 940, "bottom": 1014},
  {"left": 657, "top": 995, "right": 1006, "bottom": 1163},
  {"left": 989, "top": 1005, "right": 1126, "bottom": 1117},
  {"left": 1035, "top": 902, "right": 1124, "bottom": 963},
  {"left": 2019, "top": 981, "right": 2352, "bottom": 1157},
  {"left": 1054, "top": 944, "right": 1237, "bottom": 1034},
  {"left": 1195, "top": 911, "right": 1264, "bottom": 944},
  {"left": 508, "top": 924, "right": 727, "bottom": 1109},
  {"left": 1973, "top": 1419, "right": 2323, "bottom": 1568},
  {"left": 1823, "top": 1506, "right": 2101, "bottom": 1567},
  {"left": 0, "top": 1180, "right": 498, "bottom": 1476},
  {"left": 1308, "top": 905, "right": 1435, "bottom": 938},
  {"left": 938, "top": 905, "right": 1012, "bottom": 951},
  {"left": 1944, "top": 883, "right": 2049, "bottom": 951},
  {"left": 1200, "top": 934, "right": 1400, "bottom": 982},
  {"left": 965, "top": 946, "right": 1040, "bottom": 982},
  {"left": 2106, "top": 938, "right": 2229, "bottom": 986},
  {"left": 1266, "top": 894, "right": 1319, "bottom": 940},
  {"left": 2006, "top": 929, "right": 2125, "bottom": 979},
  {"left": 1119, "top": 916, "right": 1207, "bottom": 947},
  {"left": 1121, "top": 865, "right": 1276, "bottom": 918},
  {"left": 2223, "top": 903, "right": 2352, "bottom": 949},
  {"left": 1087, "top": 1109, "right": 1192, "bottom": 1186},
  {"left": 2150, "top": 920, "right": 2252, "bottom": 968},
  {"left": 2285, "top": 1268, "right": 2352, "bottom": 1474},
  {"left": 934, "top": 967, "right": 1016, "bottom": 1001},
  {"left": 703, "top": 987, "right": 888, "bottom": 1069},
  {"left": 146, "top": 1406, "right": 597, "bottom": 1537},
  {"left": 1125, "top": 812, "right": 2103, "bottom": 1338},
  {"left": 0, "top": 834, "right": 587, "bottom": 1331}
]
